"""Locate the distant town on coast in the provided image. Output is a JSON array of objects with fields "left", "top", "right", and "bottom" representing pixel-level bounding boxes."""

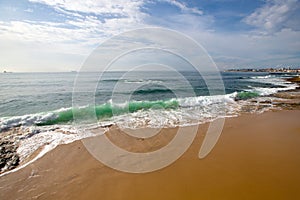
[{"left": 226, "top": 67, "right": 300, "bottom": 73}]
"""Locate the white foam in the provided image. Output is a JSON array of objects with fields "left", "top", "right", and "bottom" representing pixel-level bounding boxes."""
[
  {"left": 114, "top": 93, "right": 240, "bottom": 129},
  {"left": 0, "top": 113, "right": 58, "bottom": 132},
  {"left": 249, "top": 85, "right": 297, "bottom": 96},
  {"left": 248, "top": 76, "right": 298, "bottom": 96},
  {"left": 124, "top": 79, "right": 163, "bottom": 84},
  {"left": 0, "top": 125, "right": 106, "bottom": 177},
  {"left": 250, "top": 75, "right": 274, "bottom": 79},
  {"left": 177, "top": 92, "right": 237, "bottom": 107}
]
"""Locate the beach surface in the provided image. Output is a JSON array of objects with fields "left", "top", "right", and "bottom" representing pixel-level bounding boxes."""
[{"left": 1, "top": 109, "right": 300, "bottom": 200}]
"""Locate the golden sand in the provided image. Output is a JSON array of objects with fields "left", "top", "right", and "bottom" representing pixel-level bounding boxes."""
[{"left": 1, "top": 110, "right": 300, "bottom": 200}]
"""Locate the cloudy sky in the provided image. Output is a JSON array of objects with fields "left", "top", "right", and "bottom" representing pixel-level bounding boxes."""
[{"left": 0, "top": 0, "right": 299, "bottom": 72}]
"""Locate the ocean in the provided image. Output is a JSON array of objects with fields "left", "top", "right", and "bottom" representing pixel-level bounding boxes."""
[
  {"left": 0, "top": 71, "right": 299, "bottom": 174},
  {"left": 0, "top": 71, "right": 298, "bottom": 129}
]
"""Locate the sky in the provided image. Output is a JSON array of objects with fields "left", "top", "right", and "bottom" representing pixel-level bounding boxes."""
[{"left": 0, "top": 0, "right": 299, "bottom": 72}]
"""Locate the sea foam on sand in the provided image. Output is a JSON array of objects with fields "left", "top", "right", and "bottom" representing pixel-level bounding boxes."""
[{"left": 0, "top": 125, "right": 106, "bottom": 177}]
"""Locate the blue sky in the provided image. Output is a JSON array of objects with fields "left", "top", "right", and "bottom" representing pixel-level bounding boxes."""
[{"left": 0, "top": 0, "right": 299, "bottom": 71}]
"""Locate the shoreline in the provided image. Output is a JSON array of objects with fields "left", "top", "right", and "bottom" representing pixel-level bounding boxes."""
[
  {"left": 1, "top": 86, "right": 300, "bottom": 176},
  {"left": 0, "top": 85, "right": 300, "bottom": 177},
  {"left": 1, "top": 109, "right": 300, "bottom": 199},
  {"left": 0, "top": 74, "right": 300, "bottom": 199}
]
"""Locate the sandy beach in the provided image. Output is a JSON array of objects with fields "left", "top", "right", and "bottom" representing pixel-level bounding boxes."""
[
  {"left": 1, "top": 0, "right": 300, "bottom": 199},
  {"left": 1, "top": 109, "right": 300, "bottom": 200}
]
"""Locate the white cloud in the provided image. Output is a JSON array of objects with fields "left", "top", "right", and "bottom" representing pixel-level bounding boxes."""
[
  {"left": 0, "top": 0, "right": 148, "bottom": 71},
  {"left": 28, "top": 0, "right": 144, "bottom": 18},
  {"left": 244, "top": 0, "right": 300, "bottom": 33},
  {"left": 0, "top": 32, "right": 91, "bottom": 71},
  {"left": 0, "top": 0, "right": 204, "bottom": 47},
  {"left": 0, "top": 0, "right": 148, "bottom": 45},
  {"left": 190, "top": 28, "right": 300, "bottom": 69},
  {"left": 0, "top": 21, "right": 82, "bottom": 43},
  {"left": 163, "top": 0, "right": 203, "bottom": 15},
  {"left": 0, "top": 0, "right": 299, "bottom": 71},
  {"left": 24, "top": 8, "right": 33, "bottom": 13}
]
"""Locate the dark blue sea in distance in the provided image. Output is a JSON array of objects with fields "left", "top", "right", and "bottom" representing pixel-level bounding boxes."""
[{"left": 0, "top": 71, "right": 298, "bottom": 130}]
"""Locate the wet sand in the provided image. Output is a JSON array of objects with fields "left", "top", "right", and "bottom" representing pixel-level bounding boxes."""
[{"left": 1, "top": 110, "right": 300, "bottom": 200}]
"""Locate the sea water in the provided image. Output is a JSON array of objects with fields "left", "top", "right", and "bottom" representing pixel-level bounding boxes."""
[
  {"left": 0, "top": 71, "right": 298, "bottom": 129},
  {"left": 0, "top": 71, "right": 298, "bottom": 173}
]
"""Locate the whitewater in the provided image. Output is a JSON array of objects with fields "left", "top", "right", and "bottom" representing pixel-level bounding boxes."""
[{"left": 0, "top": 71, "right": 299, "bottom": 175}]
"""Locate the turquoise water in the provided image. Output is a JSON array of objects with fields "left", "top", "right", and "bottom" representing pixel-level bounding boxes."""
[
  {"left": 0, "top": 71, "right": 298, "bottom": 130},
  {"left": 235, "top": 91, "right": 260, "bottom": 100},
  {"left": 37, "top": 99, "right": 179, "bottom": 125}
]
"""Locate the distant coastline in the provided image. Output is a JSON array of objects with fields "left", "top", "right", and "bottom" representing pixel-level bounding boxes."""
[{"left": 226, "top": 67, "right": 300, "bottom": 73}]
